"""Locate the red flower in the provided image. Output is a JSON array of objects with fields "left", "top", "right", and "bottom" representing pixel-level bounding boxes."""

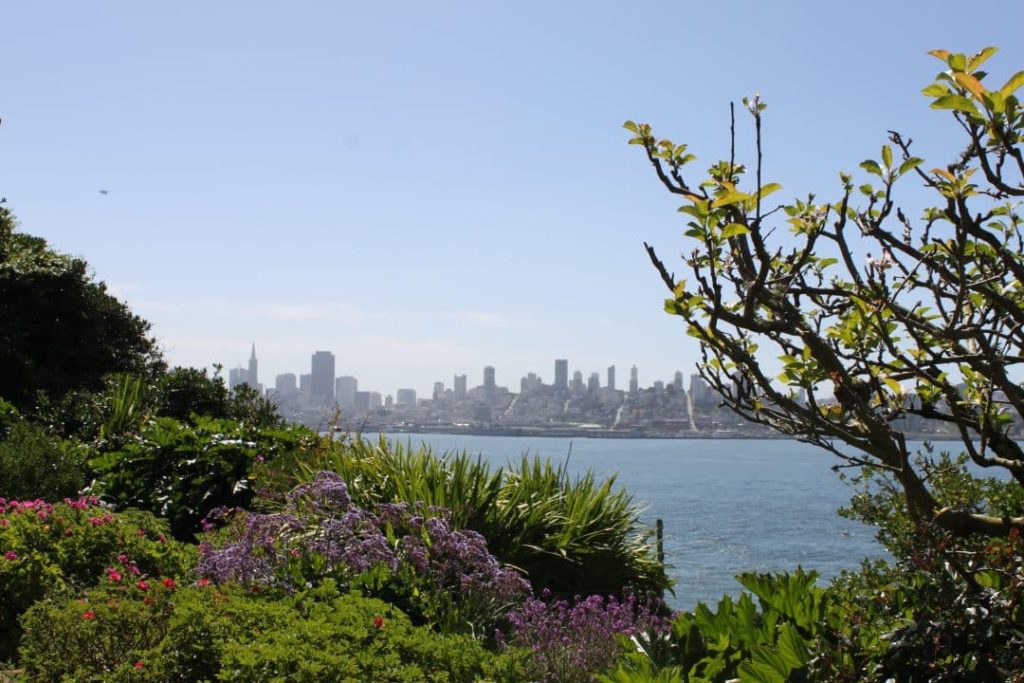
[
  {"left": 373, "top": 615, "right": 385, "bottom": 629},
  {"left": 107, "top": 568, "right": 122, "bottom": 583},
  {"left": 3, "top": 551, "right": 16, "bottom": 561},
  {"left": 163, "top": 578, "right": 176, "bottom": 589},
  {"left": 81, "top": 610, "right": 96, "bottom": 620},
  {"left": 136, "top": 580, "right": 149, "bottom": 591},
  {"left": 135, "top": 661, "right": 144, "bottom": 670}
]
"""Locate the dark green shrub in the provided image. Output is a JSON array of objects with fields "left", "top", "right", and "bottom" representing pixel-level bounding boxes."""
[
  {"left": 89, "top": 416, "right": 316, "bottom": 540},
  {"left": 0, "top": 420, "right": 87, "bottom": 501},
  {"left": 0, "top": 497, "right": 194, "bottom": 661},
  {"left": 19, "top": 581, "right": 530, "bottom": 682}
]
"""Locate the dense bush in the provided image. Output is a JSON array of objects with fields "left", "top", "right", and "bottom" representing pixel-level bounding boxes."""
[
  {"left": 0, "top": 496, "right": 195, "bottom": 660},
  {"left": 0, "top": 420, "right": 87, "bottom": 501},
  {"left": 19, "top": 581, "right": 528, "bottom": 682},
  {"left": 89, "top": 416, "right": 316, "bottom": 540},
  {"left": 288, "top": 435, "right": 669, "bottom": 598},
  {"left": 199, "top": 471, "right": 530, "bottom": 637},
  {"left": 0, "top": 205, "right": 162, "bottom": 413}
]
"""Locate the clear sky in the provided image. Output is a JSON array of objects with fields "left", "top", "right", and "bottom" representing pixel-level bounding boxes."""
[{"left": 3, "top": 1, "right": 1022, "bottom": 398}]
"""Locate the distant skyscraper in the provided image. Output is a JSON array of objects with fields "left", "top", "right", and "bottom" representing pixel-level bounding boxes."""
[
  {"left": 629, "top": 365, "right": 639, "bottom": 393},
  {"left": 275, "top": 373, "right": 297, "bottom": 395},
  {"left": 311, "top": 351, "right": 335, "bottom": 406},
  {"left": 336, "top": 376, "right": 357, "bottom": 410},
  {"left": 433, "top": 382, "right": 445, "bottom": 400},
  {"left": 673, "top": 371, "right": 684, "bottom": 392},
  {"left": 554, "top": 359, "right": 568, "bottom": 390},
  {"left": 607, "top": 365, "right": 616, "bottom": 391},
  {"left": 454, "top": 374, "right": 467, "bottom": 400},
  {"left": 227, "top": 343, "right": 259, "bottom": 392},
  {"left": 247, "top": 343, "right": 258, "bottom": 390},
  {"left": 571, "top": 370, "right": 584, "bottom": 392},
  {"left": 483, "top": 366, "right": 495, "bottom": 391},
  {"left": 588, "top": 372, "right": 600, "bottom": 392},
  {"left": 396, "top": 388, "right": 417, "bottom": 408}
]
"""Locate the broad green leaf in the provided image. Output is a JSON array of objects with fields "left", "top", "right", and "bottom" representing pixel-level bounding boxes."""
[
  {"left": 818, "top": 257, "right": 838, "bottom": 268},
  {"left": 622, "top": 120, "right": 638, "bottom": 133},
  {"left": 860, "top": 160, "right": 882, "bottom": 176},
  {"left": 1000, "top": 70, "right": 1024, "bottom": 98},
  {"left": 883, "top": 377, "right": 902, "bottom": 394},
  {"left": 898, "top": 157, "right": 924, "bottom": 175},
  {"left": 921, "top": 83, "right": 950, "bottom": 97},
  {"left": 722, "top": 223, "right": 751, "bottom": 239},
  {"left": 711, "top": 190, "right": 751, "bottom": 208},
  {"left": 930, "top": 94, "right": 979, "bottom": 114},
  {"left": 948, "top": 53, "right": 967, "bottom": 72},
  {"left": 758, "top": 182, "right": 783, "bottom": 200},
  {"left": 928, "top": 49, "right": 951, "bottom": 62},
  {"left": 968, "top": 47, "right": 998, "bottom": 71},
  {"left": 881, "top": 145, "right": 893, "bottom": 169}
]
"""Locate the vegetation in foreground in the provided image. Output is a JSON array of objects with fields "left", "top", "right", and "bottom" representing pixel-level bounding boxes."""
[{"left": 1, "top": 46, "right": 1023, "bottom": 681}]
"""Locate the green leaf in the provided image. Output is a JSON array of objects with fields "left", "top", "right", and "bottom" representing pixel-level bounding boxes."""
[
  {"left": 921, "top": 83, "right": 950, "bottom": 97},
  {"left": 758, "top": 182, "right": 783, "bottom": 200},
  {"left": 881, "top": 145, "right": 893, "bottom": 169},
  {"left": 930, "top": 95, "right": 979, "bottom": 114},
  {"left": 623, "top": 120, "right": 638, "bottom": 133},
  {"left": 1000, "top": 70, "right": 1024, "bottom": 98},
  {"left": 818, "top": 257, "right": 838, "bottom": 269},
  {"left": 898, "top": 157, "right": 924, "bottom": 176},
  {"left": 711, "top": 190, "right": 751, "bottom": 208},
  {"left": 860, "top": 160, "right": 882, "bottom": 176},
  {"left": 948, "top": 53, "right": 967, "bottom": 72},
  {"left": 722, "top": 223, "right": 751, "bottom": 239},
  {"left": 968, "top": 47, "right": 998, "bottom": 71}
]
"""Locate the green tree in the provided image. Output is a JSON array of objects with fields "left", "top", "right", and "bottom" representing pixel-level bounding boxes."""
[
  {"left": 627, "top": 48, "right": 1024, "bottom": 537},
  {"left": 0, "top": 205, "right": 162, "bottom": 411}
]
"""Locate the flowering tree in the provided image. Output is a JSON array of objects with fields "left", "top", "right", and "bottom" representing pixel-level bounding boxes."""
[{"left": 629, "top": 48, "right": 1024, "bottom": 536}]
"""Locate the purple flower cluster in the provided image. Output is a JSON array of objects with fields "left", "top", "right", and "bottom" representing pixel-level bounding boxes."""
[
  {"left": 198, "top": 472, "right": 529, "bottom": 613},
  {"left": 502, "top": 592, "right": 672, "bottom": 683}
]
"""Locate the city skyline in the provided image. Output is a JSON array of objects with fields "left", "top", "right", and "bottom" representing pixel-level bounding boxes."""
[{"left": 223, "top": 344, "right": 685, "bottom": 401}]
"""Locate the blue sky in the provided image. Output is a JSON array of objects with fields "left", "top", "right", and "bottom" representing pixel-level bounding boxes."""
[{"left": 3, "top": 1, "right": 1022, "bottom": 397}]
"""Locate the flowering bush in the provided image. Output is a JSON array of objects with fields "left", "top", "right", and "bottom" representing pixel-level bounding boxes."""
[
  {"left": 0, "top": 495, "right": 195, "bottom": 659},
  {"left": 19, "top": 581, "right": 530, "bottom": 682},
  {"left": 502, "top": 592, "right": 672, "bottom": 683},
  {"left": 198, "top": 471, "right": 530, "bottom": 635}
]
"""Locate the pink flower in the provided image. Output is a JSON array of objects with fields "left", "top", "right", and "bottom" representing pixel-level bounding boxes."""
[
  {"left": 134, "top": 661, "right": 143, "bottom": 670},
  {"left": 373, "top": 615, "right": 385, "bottom": 629},
  {"left": 157, "top": 533, "right": 167, "bottom": 543},
  {"left": 162, "top": 578, "right": 176, "bottom": 589},
  {"left": 81, "top": 610, "right": 96, "bottom": 620},
  {"left": 107, "top": 568, "right": 123, "bottom": 583},
  {"left": 136, "top": 580, "right": 149, "bottom": 591},
  {"left": 3, "top": 551, "right": 16, "bottom": 561},
  {"left": 197, "top": 578, "right": 212, "bottom": 587},
  {"left": 117, "top": 554, "right": 129, "bottom": 564},
  {"left": 136, "top": 528, "right": 146, "bottom": 537}
]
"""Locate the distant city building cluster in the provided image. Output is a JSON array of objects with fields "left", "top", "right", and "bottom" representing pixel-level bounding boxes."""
[
  {"left": 223, "top": 344, "right": 774, "bottom": 436},
  {"left": 223, "top": 345, "right": 976, "bottom": 438}
]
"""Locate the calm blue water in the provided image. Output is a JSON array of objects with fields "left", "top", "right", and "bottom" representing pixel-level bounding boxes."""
[{"left": 373, "top": 434, "right": 889, "bottom": 609}]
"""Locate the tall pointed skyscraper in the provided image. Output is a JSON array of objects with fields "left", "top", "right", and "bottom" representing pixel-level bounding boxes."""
[{"left": 248, "top": 343, "right": 258, "bottom": 390}]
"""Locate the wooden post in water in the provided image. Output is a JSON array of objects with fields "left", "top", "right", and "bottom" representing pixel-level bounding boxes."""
[{"left": 655, "top": 518, "right": 664, "bottom": 568}]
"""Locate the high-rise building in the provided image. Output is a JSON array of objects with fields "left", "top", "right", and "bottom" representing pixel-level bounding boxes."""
[
  {"left": 483, "top": 366, "right": 495, "bottom": 391},
  {"left": 454, "top": 374, "right": 467, "bottom": 401},
  {"left": 673, "top": 371, "right": 684, "bottom": 392},
  {"left": 571, "top": 370, "right": 584, "bottom": 392},
  {"left": 336, "top": 376, "right": 357, "bottom": 410},
  {"left": 433, "top": 382, "right": 445, "bottom": 400},
  {"left": 275, "top": 373, "right": 297, "bottom": 395},
  {"left": 554, "top": 359, "right": 568, "bottom": 390},
  {"left": 396, "top": 388, "right": 417, "bottom": 408},
  {"left": 629, "top": 365, "right": 639, "bottom": 393},
  {"left": 607, "top": 365, "right": 616, "bottom": 391},
  {"left": 588, "top": 372, "right": 600, "bottom": 392},
  {"left": 311, "top": 351, "right": 335, "bottom": 406},
  {"left": 247, "top": 343, "right": 258, "bottom": 391}
]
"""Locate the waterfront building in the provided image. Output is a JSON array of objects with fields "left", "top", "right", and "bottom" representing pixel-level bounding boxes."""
[
  {"left": 607, "top": 365, "right": 616, "bottom": 391},
  {"left": 483, "top": 366, "right": 496, "bottom": 391},
  {"left": 454, "top": 374, "right": 467, "bottom": 401},
  {"left": 336, "top": 376, "right": 357, "bottom": 410},
  {"left": 396, "top": 388, "right": 417, "bottom": 408},
  {"left": 630, "top": 365, "right": 639, "bottom": 394}
]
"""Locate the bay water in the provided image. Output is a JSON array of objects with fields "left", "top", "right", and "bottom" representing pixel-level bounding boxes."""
[{"left": 375, "top": 434, "right": 889, "bottom": 609}]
